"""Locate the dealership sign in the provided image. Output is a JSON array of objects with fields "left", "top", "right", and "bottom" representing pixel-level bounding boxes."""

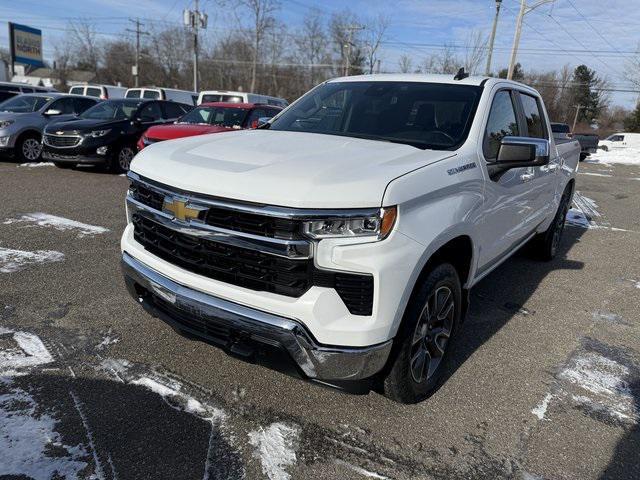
[{"left": 9, "top": 22, "right": 44, "bottom": 68}]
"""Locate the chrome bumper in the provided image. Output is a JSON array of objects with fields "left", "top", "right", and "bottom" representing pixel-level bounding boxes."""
[{"left": 121, "top": 252, "right": 392, "bottom": 381}]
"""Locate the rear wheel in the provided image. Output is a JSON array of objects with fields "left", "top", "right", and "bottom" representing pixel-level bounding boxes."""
[
  {"left": 109, "top": 145, "right": 135, "bottom": 173},
  {"left": 16, "top": 133, "right": 42, "bottom": 162},
  {"left": 532, "top": 186, "right": 572, "bottom": 261},
  {"left": 383, "top": 263, "right": 461, "bottom": 404}
]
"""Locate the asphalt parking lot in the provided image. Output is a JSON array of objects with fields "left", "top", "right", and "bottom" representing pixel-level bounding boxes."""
[{"left": 1, "top": 157, "right": 639, "bottom": 480}]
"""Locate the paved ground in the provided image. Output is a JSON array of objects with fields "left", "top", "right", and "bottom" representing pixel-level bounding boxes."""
[{"left": 0, "top": 157, "right": 638, "bottom": 480}]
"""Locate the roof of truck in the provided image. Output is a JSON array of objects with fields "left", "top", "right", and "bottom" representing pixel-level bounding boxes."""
[{"left": 327, "top": 73, "right": 527, "bottom": 89}]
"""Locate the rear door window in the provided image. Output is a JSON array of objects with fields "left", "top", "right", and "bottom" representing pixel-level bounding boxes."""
[
  {"left": 483, "top": 90, "right": 520, "bottom": 159},
  {"left": 69, "top": 86, "right": 84, "bottom": 95},
  {"left": 126, "top": 89, "right": 141, "bottom": 98},
  {"left": 221, "top": 95, "right": 243, "bottom": 103},
  {"left": 162, "top": 102, "right": 186, "bottom": 120},
  {"left": 143, "top": 90, "right": 161, "bottom": 99},
  {"left": 520, "top": 93, "right": 546, "bottom": 139},
  {"left": 86, "top": 87, "right": 102, "bottom": 97},
  {"left": 49, "top": 97, "right": 76, "bottom": 114},
  {"left": 139, "top": 102, "right": 163, "bottom": 122}
]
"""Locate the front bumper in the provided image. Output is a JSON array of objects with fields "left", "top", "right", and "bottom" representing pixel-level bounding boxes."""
[
  {"left": 121, "top": 252, "right": 392, "bottom": 382},
  {"left": 42, "top": 150, "right": 108, "bottom": 165}
]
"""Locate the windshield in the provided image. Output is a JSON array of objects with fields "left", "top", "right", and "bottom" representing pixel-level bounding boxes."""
[
  {"left": 178, "top": 106, "right": 249, "bottom": 128},
  {"left": 80, "top": 100, "right": 143, "bottom": 120},
  {"left": 269, "top": 81, "right": 482, "bottom": 150},
  {"left": 0, "top": 95, "right": 51, "bottom": 113}
]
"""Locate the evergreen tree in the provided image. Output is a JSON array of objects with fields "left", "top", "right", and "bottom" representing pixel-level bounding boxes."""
[
  {"left": 570, "top": 65, "right": 605, "bottom": 124},
  {"left": 624, "top": 102, "right": 640, "bottom": 133},
  {"left": 498, "top": 63, "right": 524, "bottom": 81}
]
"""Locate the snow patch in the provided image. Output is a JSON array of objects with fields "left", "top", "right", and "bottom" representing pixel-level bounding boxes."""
[
  {"left": 95, "top": 330, "right": 119, "bottom": 351},
  {"left": 578, "top": 172, "right": 612, "bottom": 177},
  {"left": 0, "top": 328, "right": 54, "bottom": 375},
  {"left": 588, "top": 147, "right": 640, "bottom": 166},
  {"left": 559, "top": 352, "right": 637, "bottom": 424},
  {"left": 0, "top": 247, "right": 64, "bottom": 273},
  {"left": 335, "top": 459, "right": 389, "bottom": 479},
  {"left": 17, "top": 162, "right": 54, "bottom": 168},
  {"left": 248, "top": 422, "right": 299, "bottom": 480},
  {"left": 0, "top": 380, "right": 89, "bottom": 479},
  {"left": 3, "top": 212, "right": 109, "bottom": 237},
  {"left": 130, "top": 375, "right": 225, "bottom": 421},
  {"left": 532, "top": 393, "right": 553, "bottom": 420}
]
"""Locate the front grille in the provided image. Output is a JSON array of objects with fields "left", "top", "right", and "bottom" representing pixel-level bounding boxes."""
[
  {"left": 133, "top": 214, "right": 310, "bottom": 297},
  {"left": 129, "top": 181, "right": 303, "bottom": 240},
  {"left": 44, "top": 134, "right": 81, "bottom": 148},
  {"left": 132, "top": 214, "right": 374, "bottom": 315},
  {"left": 130, "top": 183, "right": 165, "bottom": 211}
]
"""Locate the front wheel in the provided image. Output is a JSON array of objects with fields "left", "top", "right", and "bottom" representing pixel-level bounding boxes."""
[
  {"left": 16, "top": 134, "right": 42, "bottom": 162},
  {"left": 383, "top": 263, "right": 461, "bottom": 404}
]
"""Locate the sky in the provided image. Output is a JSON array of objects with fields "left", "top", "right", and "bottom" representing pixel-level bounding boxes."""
[{"left": 1, "top": 0, "right": 639, "bottom": 107}]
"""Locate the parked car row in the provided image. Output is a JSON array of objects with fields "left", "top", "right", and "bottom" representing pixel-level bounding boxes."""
[{"left": 0, "top": 82, "right": 289, "bottom": 167}]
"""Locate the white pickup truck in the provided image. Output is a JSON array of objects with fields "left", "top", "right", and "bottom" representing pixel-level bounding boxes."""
[{"left": 121, "top": 74, "right": 580, "bottom": 403}]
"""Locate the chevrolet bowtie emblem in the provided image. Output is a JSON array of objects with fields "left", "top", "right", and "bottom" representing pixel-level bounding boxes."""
[
  {"left": 162, "top": 196, "right": 205, "bottom": 222},
  {"left": 56, "top": 131, "right": 64, "bottom": 135}
]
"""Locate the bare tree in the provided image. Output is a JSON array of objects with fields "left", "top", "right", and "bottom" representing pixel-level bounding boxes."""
[
  {"left": 463, "top": 30, "right": 487, "bottom": 75},
  {"left": 67, "top": 21, "right": 101, "bottom": 78},
  {"left": 398, "top": 54, "right": 413, "bottom": 73},
  {"left": 238, "top": 0, "right": 280, "bottom": 92},
  {"left": 295, "top": 9, "right": 331, "bottom": 88},
  {"left": 363, "top": 14, "right": 390, "bottom": 74},
  {"left": 624, "top": 42, "right": 640, "bottom": 88}
]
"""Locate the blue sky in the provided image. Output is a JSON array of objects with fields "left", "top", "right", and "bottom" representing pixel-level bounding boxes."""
[{"left": 2, "top": 0, "right": 639, "bottom": 107}]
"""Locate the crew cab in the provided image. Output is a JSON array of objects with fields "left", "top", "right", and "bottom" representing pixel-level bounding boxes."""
[
  {"left": 137, "top": 102, "right": 282, "bottom": 150},
  {"left": 0, "top": 93, "right": 99, "bottom": 161},
  {"left": 121, "top": 74, "right": 580, "bottom": 403},
  {"left": 42, "top": 99, "right": 191, "bottom": 172}
]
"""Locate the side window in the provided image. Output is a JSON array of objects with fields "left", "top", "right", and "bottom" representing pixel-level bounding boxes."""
[
  {"left": 138, "top": 102, "right": 163, "bottom": 122},
  {"left": 69, "top": 86, "right": 84, "bottom": 95},
  {"left": 162, "top": 102, "right": 186, "bottom": 120},
  {"left": 483, "top": 90, "right": 520, "bottom": 159},
  {"left": 246, "top": 108, "right": 267, "bottom": 127},
  {"left": 49, "top": 98, "right": 76, "bottom": 114},
  {"left": 520, "top": 93, "right": 546, "bottom": 139},
  {"left": 86, "top": 87, "right": 102, "bottom": 98},
  {"left": 73, "top": 98, "right": 97, "bottom": 114}
]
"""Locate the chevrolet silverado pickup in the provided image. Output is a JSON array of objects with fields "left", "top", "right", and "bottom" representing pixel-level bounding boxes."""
[{"left": 121, "top": 74, "right": 580, "bottom": 403}]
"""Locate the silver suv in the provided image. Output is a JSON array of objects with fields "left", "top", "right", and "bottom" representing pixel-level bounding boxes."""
[{"left": 0, "top": 93, "right": 99, "bottom": 161}]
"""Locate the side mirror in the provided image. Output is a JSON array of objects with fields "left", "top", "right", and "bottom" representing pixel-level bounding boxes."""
[
  {"left": 257, "top": 117, "right": 271, "bottom": 128},
  {"left": 44, "top": 109, "right": 62, "bottom": 116},
  {"left": 494, "top": 137, "right": 550, "bottom": 169}
]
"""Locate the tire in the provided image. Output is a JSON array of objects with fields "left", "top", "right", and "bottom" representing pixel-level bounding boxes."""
[
  {"left": 579, "top": 153, "right": 587, "bottom": 162},
  {"left": 600, "top": 145, "right": 609, "bottom": 152},
  {"left": 53, "top": 162, "right": 75, "bottom": 169},
  {"left": 110, "top": 145, "right": 135, "bottom": 173},
  {"left": 383, "top": 263, "right": 461, "bottom": 404},
  {"left": 532, "top": 186, "right": 572, "bottom": 261},
  {"left": 16, "top": 133, "right": 42, "bottom": 162}
]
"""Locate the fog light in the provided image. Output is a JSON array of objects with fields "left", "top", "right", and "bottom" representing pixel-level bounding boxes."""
[
  {"left": 96, "top": 146, "right": 109, "bottom": 155},
  {"left": 0, "top": 136, "right": 10, "bottom": 147}
]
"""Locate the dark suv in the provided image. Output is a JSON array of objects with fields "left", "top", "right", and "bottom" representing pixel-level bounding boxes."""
[{"left": 42, "top": 99, "right": 192, "bottom": 172}]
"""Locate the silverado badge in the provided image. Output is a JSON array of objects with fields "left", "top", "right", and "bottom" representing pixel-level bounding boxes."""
[{"left": 162, "top": 197, "right": 205, "bottom": 222}]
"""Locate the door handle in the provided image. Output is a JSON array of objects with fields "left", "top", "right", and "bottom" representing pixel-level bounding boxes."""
[{"left": 520, "top": 172, "right": 535, "bottom": 182}]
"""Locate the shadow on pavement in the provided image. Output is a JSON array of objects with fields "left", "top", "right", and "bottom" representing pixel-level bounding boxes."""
[{"left": 440, "top": 225, "right": 586, "bottom": 392}]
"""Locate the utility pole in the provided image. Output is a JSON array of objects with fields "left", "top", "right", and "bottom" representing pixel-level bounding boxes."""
[
  {"left": 485, "top": 0, "right": 502, "bottom": 76},
  {"left": 507, "top": 0, "right": 555, "bottom": 80},
  {"left": 343, "top": 24, "right": 364, "bottom": 76},
  {"left": 126, "top": 18, "right": 148, "bottom": 87},
  {"left": 572, "top": 105, "right": 584, "bottom": 132},
  {"left": 184, "top": 1, "right": 208, "bottom": 92}
]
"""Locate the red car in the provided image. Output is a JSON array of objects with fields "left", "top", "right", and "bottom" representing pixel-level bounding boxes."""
[{"left": 137, "top": 102, "right": 282, "bottom": 150}]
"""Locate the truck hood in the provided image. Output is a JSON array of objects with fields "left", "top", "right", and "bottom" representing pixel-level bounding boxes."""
[
  {"left": 131, "top": 129, "right": 454, "bottom": 208},
  {"left": 145, "top": 123, "right": 233, "bottom": 140}
]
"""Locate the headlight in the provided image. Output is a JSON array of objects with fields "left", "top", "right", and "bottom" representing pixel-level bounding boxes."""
[
  {"left": 0, "top": 120, "right": 14, "bottom": 129},
  {"left": 303, "top": 206, "right": 397, "bottom": 240},
  {"left": 88, "top": 129, "right": 111, "bottom": 138}
]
